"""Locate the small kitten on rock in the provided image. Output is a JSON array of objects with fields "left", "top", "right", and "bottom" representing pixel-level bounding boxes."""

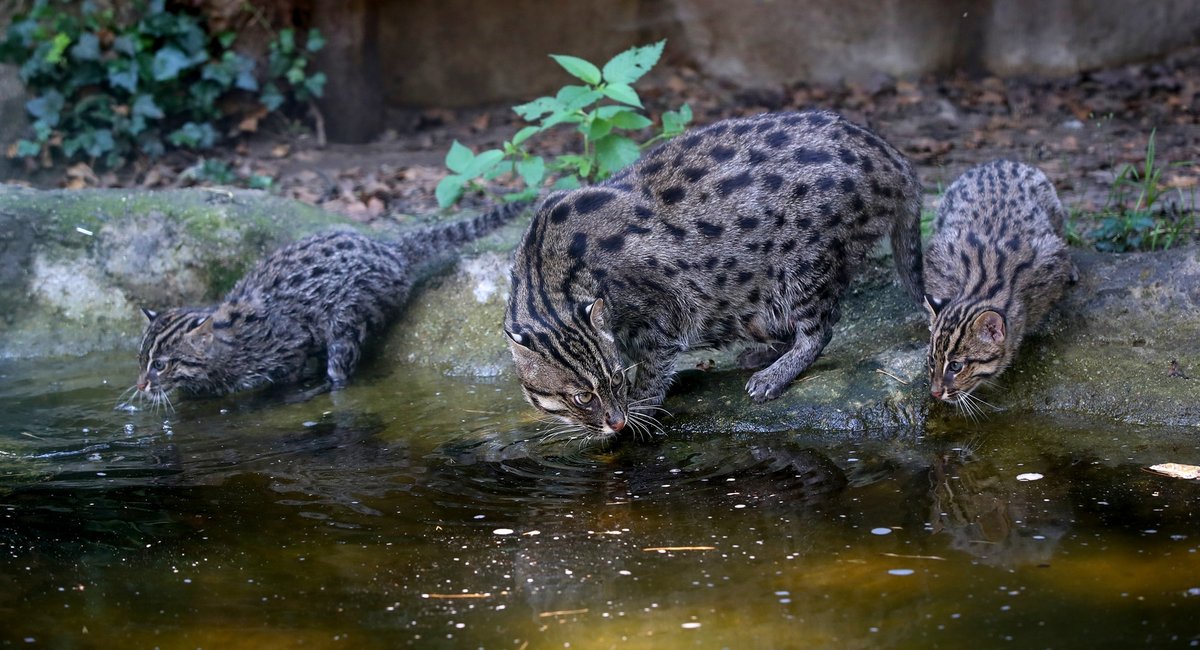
[
  {"left": 133, "top": 203, "right": 524, "bottom": 407},
  {"left": 924, "top": 160, "right": 1077, "bottom": 414}
]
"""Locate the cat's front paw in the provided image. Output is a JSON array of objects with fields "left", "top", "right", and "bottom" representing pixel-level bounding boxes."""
[{"left": 745, "top": 369, "right": 789, "bottom": 403}]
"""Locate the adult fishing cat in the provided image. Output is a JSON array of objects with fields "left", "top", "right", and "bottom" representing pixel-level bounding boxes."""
[
  {"left": 924, "top": 160, "right": 1076, "bottom": 413},
  {"left": 134, "top": 203, "right": 525, "bottom": 407},
  {"left": 503, "top": 110, "right": 923, "bottom": 439}
]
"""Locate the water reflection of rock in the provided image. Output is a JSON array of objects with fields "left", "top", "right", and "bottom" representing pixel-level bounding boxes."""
[
  {"left": 913, "top": 444, "right": 1071, "bottom": 568},
  {"left": 424, "top": 432, "right": 848, "bottom": 617}
]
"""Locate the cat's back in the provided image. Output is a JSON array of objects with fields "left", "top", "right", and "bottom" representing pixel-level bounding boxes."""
[
  {"left": 231, "top": 230, "right": 407, "bottom": 307},
  {"left": 934, "top": 160, "right": 1065, "bottom": 240}
]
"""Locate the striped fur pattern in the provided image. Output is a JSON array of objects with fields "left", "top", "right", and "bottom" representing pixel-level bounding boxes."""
[
  {"left": 504, "top": 110, "right": 923, "bottom": 439},
  {"left": 924, "top": 160, "right": 1076, "bottom": 411},
  {"left": 134, "top": 203, "right": 525, "bottom": 403}
]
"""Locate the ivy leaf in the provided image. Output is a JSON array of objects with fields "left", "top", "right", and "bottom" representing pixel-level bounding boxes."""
[
  {"left": 69, "top": 33, "right": 100, "bottom": 61},
  {"left": 106, "top": 59, "right": 138, "bottom": 93},
  {"left": 444, "top": 140, "right": 475, "bottom": 174},
  {"left": 45, "top": 33, "right": 71, "bottom": 65},
  {"left": 303, "top": 71, "right": 326, "bottom": 98},
  {"left": 599, "top": 82, "right": 641, "bottom": 108},
  {"left": 14, "top": 139, "right": 41, "bottom": 157},
  {"left": 152, "top": 47, "right": 192, "bottom": 81},
  {"left": 594, "top": 134, "right": 641, "bottom": 178},
  {"left": 549, "top": 54, "right": 601, "bottom": 85},
  {"left": 87, "top": 128, "right": 115, "bottom": 157},
  {"left": 25, "top": 90, "right": 64, "bottom": 126},
  {"left": 277, "top": 28, "right": 295, "bottom": 55},
  {"left": 132, "top": 94, "right": 164, "bottom": 120},
  {"left": 260, "top": 82, "right": 284, "bottom": 111},
  {"left": 435, "top": 174, "right": 466, "bottom": 209},
  {"left": 306, "top": 28, "right": 326, "bottom": 53},
  {"left": 234, "top": 54, "right": 258, "bottom": 91},
  {"left": 218, "top": 31, "right": 236, "bottom": 49},
  {"left": 111, "top": 35, "right": 137, "bottom": 56},
  {"left": 601, "top": 40, "right": 663, "bottom": 85}
]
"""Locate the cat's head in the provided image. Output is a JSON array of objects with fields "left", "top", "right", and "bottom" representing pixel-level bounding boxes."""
[
  {"left": 505, "top": 298, "right": 630, "bottom": 438},
  {"left": 925, "top": 295, "right": 1011, "bottom": 402},
  {"left": 137, "top": 307, "right": 219, "bottom": 397}
]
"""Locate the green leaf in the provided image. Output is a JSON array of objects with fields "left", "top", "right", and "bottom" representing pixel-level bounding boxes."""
[
  {"left": 26, "top": 90, "right": 64, "bottom": 125},
  {"left": 517, "top": 156, "right": 546, "bottom": 188},
  {"left": 555, "top": 84, "right": 603, "bottom": 112},
  {"left": 69, "top": 32, "right": 100, "bottom": 61},
  {"left": 512, "top": 96, "right": 558, "bottom": 121},
  {"left": 14, "top": 139, "right": 41, "bottom": 158},
  {"left": 306, "top": 28, "right": 326, "bottom": 53},
  {"left": 511, "top": 125, "right": 541, "bottom": 146},
  {"left": 234, "top": 54, "right": 258, "bottom": 91},
  {"left": 445, "top": 140, "right": 475, "bottom": 174},
  {"left": 594, "top": 134, "right": 641, "bottom": 178},
  {"left": 601, "top": 40, "right": 664, "bottom": 85},
  {"left": 661, "top": 103, "right": 692, "bottom": 135},
  {"left": 303, "top": 71, "right": 326, "bottom": 98},
  {"left": 549, "top": 54, "right": 601, "bottom": 85},
  {"left": 132, "top": 94, "right": 164, "bottom": 119},
  {"left": 86, "top": 128, "right": 115, "bottom": 157},
  {"left": 503, "top": 188, "right": 540, "bottom": 203},
  {"left": 551, "top": 175, "right": 581, "bottom": 191},
  {"left": 106, "top": 58, "right": 138, "bottom": 93},
  {"left": 600, "top": 83, "right": 642, "bottom": 108},
  {"left": 260, "top": 82, "right": 284, "bottom": 111},
  {"left": 112, "top": 35, "right": 137, "bottom": 56},
  {"left": 45, "top": 33, "right": 70, "bottom": 65},
  {"left": 152, "top": 46, "right": 192, "bottom": 81},
  {"left": 585, "top": 116, "right": 613, "bottom": 141},
  {"left": 168, "top": 122, "right": 217, "bottom": 149},
  {"left": 218, "top": 31, "right": 236, "bottom": 49},
  {"left": 277, "top": 28, "right": 295, "bottom": 55},
  {"left": 436, "top": 174, "right": 466, "bottom": 208},
  {"left": 463, "top": 149, "right": 505, "bottom": 178},
  {"left": 598, "top": 107, "right": 653, "bottom": 130}
]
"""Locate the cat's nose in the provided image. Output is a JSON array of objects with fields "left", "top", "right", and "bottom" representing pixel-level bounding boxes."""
[
  {"left": 606, "top": 413, "right": 626, "bottom": 432},
  {"left": 930, "top": 387, "right": 943, "bottom": 399}
]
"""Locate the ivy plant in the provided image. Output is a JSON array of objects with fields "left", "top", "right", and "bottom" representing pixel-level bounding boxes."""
[
  {"left": 0, "top": 0, "right": 326, "bottom": 168},
  {"left": 437, "top": 40, "right": 692, "bottom": 208}
]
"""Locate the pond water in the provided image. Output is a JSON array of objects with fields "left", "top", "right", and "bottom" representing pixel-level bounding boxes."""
[{"left": 2, "top": 352, "right": 1198, "bottom": 649}]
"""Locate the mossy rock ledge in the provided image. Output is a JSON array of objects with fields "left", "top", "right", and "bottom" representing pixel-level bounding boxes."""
[{"left": 2, "top": 184, "right": 1196, "bottom": 431}]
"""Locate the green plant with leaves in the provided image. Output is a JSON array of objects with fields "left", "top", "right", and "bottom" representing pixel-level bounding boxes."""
[
  {"left": 437, "top": 40, "right": 692, "bottom": 208},
  {"left": 0, "top": 0, "right": 325, "bottom": 168},
  {"left": 1092, "top": 129, "right": 1198, "bottom": 252}
]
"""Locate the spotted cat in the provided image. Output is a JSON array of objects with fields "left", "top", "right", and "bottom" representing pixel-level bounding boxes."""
[
  {"left": 503, "top": 110, "right": 923, "bottom": 439},
  {"left": 924, "top": 160, "right": 1076, "bottom": 413},
  {"left": 134, "top": 203, "right": 525, "bottom": 405}
]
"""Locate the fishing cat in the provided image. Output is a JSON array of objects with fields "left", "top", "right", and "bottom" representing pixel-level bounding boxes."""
[
  {"left": 924, "top": 160, "right": 1076, "bottom": 412},
  {"left": 503, "top": 110, "right": 924, "bottom": 439},
  {"left": 135, "top": 203, "right": 525, "bottom": 405}
]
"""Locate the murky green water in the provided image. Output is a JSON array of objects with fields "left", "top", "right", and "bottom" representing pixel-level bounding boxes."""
[{"left": 2, "top": 353, "right": 1198, "bottom": 648}]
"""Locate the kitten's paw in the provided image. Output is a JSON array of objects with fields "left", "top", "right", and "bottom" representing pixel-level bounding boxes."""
[
  {"left": 745, "top": 370, "right": 790, "bottom": 403},
  {"left": 737, "top": 346, "right": 783, "bottom": 370}
]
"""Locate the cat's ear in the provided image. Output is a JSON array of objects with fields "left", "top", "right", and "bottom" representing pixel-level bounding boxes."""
[
  {"left": 923, "top": 294, "right": 948, "bottom": 317},
  {"left": 585, "top": 299, "right": 615, "bottom": 342},
  {"left": 504, "top": 329, "right": 530, "bottom": 350},
  {"left": 141, "top": 307, "right": 158, "bottom": 321},
  {"left": 973, "top": 310, "right": 1006, "bottom": 344},
  {"left": 185, "top": 315, "right": 215, "bottom": 347}
]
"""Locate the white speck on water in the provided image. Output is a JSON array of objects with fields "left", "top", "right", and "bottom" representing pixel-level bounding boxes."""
[
  {"left": 1186, "top": 588, "right": 1200, "bottom": 597},
  {"left": 473, "top": 514, "right": 485, "bottom": 520},
  {"left": 888, "top": 569, "right": 914, "bottom": 576},
  {"left": 1033, "top": 535, "right": 1046, "bottom": 540},
  {"left": 302, "top": 421, "right": 317, "bottom": 427},
  {"left": 492, "top": 528, "right": 515, "bottom": 536},
  {"left": 1016, "top": 473, "right": 1043, "bottom": 481},
  {"left": 681, "top": 622, "right": 701, "bottom": 629},
  {"left": 871, "top": 527, "right": 892, "bottom": 536},
  {"left": 75, "top": 226, "right": 93, "bottom": 236},
  {"left": 618, "top": 570, "right": 631, "bottom": 576}
]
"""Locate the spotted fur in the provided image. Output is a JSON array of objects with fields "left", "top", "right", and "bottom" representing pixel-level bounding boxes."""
[
  {"left": 136, "top": 203, "right": 525, "bottom": 401},
  {"left": 924, "top": 160, "right": 1077, "bottom": 409},
  {"left": 503, "top": 110, "right": 924, "bottom": 439}
]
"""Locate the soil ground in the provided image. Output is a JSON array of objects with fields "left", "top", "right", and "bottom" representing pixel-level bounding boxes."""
[{"left": 7, "top": 46, "right": 1200, "bottom": 237}]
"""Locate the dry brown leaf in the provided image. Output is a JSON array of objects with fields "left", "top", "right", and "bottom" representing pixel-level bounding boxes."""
[
  {"left": 1146, "top": 463, "right": 1200, "bottom": 480},
  {"left": 271, "top": 144, "right": 291, "bottom": 159}
]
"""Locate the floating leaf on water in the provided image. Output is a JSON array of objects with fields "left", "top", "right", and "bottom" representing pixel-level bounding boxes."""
[{"left": 1147, "top": 463, "right": 1200, "bottom": 480}]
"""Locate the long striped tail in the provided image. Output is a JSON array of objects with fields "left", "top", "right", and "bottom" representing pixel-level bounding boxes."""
[{"left": 404, "top": 201, "right": 529, "bottom": 260}]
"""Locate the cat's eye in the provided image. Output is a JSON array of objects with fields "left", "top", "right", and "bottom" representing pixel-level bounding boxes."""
[
  {"left": 152, "top": 359, "right": 167, "bottom": 372},
  {"left": 611, "top": 372, "right": 624, "bottom": 387},
  {"left": 947, "top": 361, "right": 964, "bottom": 372},
  {"left": 573, "top": 392, "right": 594, "bottom": 406}
]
